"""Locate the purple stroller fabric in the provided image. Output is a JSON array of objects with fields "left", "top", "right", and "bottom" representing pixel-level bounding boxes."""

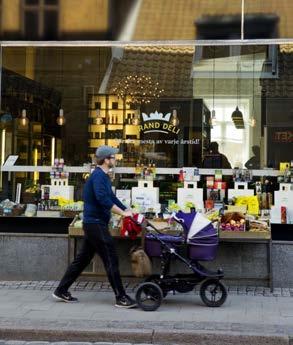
[{"left": 175, "top": 211, "right": 218, "bottom": 261}]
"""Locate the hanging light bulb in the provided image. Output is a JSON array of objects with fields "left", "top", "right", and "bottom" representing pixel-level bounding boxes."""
[
  {"left": 249, "top": 117, "right": 257, "bottom": 127},
  {"left": 19, "top": 109, "right": 29, "bottom": 126},
  {"left": 57, "top": 108, "right": 66, "bottom": 126},
  {"left": 95, "top": 108, "right": 103, "bottom": 125},
  {"left": 231, "top": 59, "right": 245, "bottom": 129},
  {"left": 132, "top": 111, "right": 140, "bottom": 125},
  {"left": 249, "top": 49, "right": 257, "bottom": 128},
  {"left": 211, "top": 109, "right": 216, "bottom": 119},
  {"left": 171, "top": 109, "right": 179, "bottom": 126}
]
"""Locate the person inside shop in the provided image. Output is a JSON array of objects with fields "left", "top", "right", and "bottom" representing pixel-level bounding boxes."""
[
  {"left": 245, "top": 145, "right": 260, "bottom": 169},
  {"left": 53, "top": 145, "right": 136, "bottom": 308},
  {"left": 202, "top": 141, "right": 232, "bottom": 169}
]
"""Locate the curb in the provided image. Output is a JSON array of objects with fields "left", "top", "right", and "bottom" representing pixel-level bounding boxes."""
[{"left": 0, "top": 327, "right": 292, "bottom": 345}]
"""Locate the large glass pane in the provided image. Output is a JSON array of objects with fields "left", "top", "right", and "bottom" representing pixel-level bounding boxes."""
[{"left": 0, "top": 42, "right": 293, "bottom": 202}]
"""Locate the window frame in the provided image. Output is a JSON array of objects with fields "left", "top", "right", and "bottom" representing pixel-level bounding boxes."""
[{"left": 21, "top": 0, "right": 59, "bottom": 40}]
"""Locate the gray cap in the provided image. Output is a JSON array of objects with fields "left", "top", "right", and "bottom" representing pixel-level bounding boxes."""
[{"left": 95, "top": 145, "right": 119, "bottom": 159}]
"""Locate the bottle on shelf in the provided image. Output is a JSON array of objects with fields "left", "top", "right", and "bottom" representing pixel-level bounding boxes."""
[
  {"left": 147, "top": 163, "right": 153, "bottom": 180},
  {"left": 284, "top": 164, "right": 291, "bottom": 183},
  {"left": 135, "top": 161, "right": 141, "bottom": 179},
  {"left": 152, "top": 163, "right": 156, "bottom": 179},
  {"left": 140, "top": 163, "right": 144, "bottom": 179}
]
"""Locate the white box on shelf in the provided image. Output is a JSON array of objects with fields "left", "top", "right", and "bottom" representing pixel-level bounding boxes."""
[
  {"left": 177, "top": 187, "right": 204, "bottom": 210},
  {"left": 274, "top": 190, "right": 293, "bottom": 223},
  {"left": 228, "top": 182, "right": 254, "bottom": 199},
  {"left": 183, "top": 181, "right": 198, "bottom": 189},
  {"left": 131, "top": 187, "right": 159, "bottom": 210},
  {"left": 116, "top": 189, "right": 131, "bottom": 200},
  {"left": 138, "top": 180, "right": 154, "bottom": 188},
  {"left": 116, "top": 189, "right": 131, "bottom": 209},
  {"left": 279, "top": 183, "right": 292, "bottom": 192},
  {"left": 183, "top": 167, "right": 200, "bottom": 182},
  {"left": 36, "top": 210, "right": 61, "bottom": 218},
  {"left": 270, "top": 205, "right": 281, "bottom": 224},
  {"left": 41, "top": 184, "right": 74, "bottom": 201},
  {"left": 234, "top": 182, "right": 249, "bottom": 189}
]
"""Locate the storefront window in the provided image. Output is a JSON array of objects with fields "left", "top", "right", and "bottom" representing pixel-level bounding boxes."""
[{"left": 0, "top": 42, "right": 292, "bottom": 200}]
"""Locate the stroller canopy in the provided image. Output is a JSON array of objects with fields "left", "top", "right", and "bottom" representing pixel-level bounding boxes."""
[{"left": 174, "top": 211, "right": 217, "bottom": 242}]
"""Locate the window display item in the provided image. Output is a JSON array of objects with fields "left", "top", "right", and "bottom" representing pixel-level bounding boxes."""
[
  {"left": 220, "top": 212, "right": 245, "bottom": 231},
  {"left": 177, "top": 181, "right": 204, "bottom": 211},
  {"left": 228, "top": 182, "right": 254, "bottom": 199},
  {"left": 25, "top": 204, "right": 37, "bottom": 217},
  {"left": 274, "top": 188, "right": 293, "bottom": 224},
  {"left": 206, "top": 176, "right": 214, "bottom": 188},
  {"left": 183, "top": 167, "right": 200, "bottom": 182},
  {"left": 41, "top": 178, "right": 74, "bottom": 201},
  {"left": 131, "top": 182, "right": 159, "bottom": 212},
  {"left": 235, "top": 195, "right": 259, "bottom": 215},
  {"left": 281, "top": 206, "right": 287, "bottom": 224}
]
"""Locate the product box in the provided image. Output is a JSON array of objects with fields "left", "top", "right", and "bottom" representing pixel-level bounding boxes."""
[
  {"left": 131, "top": 187, "right": 159, "bottom": 211},
  {"left": 214, "top": 181, "right": 227, "bottom": 190},
  {"left": 177, "top": 187, "right": 204, "bottom": 211},
  {"left": 41, "top": 184, "right": 74, "bottom": 201},
  {"left": 280, "top": 162, "right": 290, "bottom": 171},
  {"left": 206, "top": 176, "right": 214, "bottom": 188}
]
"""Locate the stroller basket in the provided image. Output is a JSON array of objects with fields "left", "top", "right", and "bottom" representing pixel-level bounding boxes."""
[{"left": 145, "top": 234, "right": 184, "bottom": 257}]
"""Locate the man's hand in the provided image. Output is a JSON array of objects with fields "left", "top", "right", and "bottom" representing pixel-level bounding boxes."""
[{"left": 122, "top": 209, "right": 133, "bottom": 218}]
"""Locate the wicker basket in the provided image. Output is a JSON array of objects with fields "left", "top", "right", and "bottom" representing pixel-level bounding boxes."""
[
  {"left": 11, "top": 206, "right": 25, "bottom": 216},
  {"left": 21, "top": 192, "right": 35, "bottom": 204},
  {"left": 62, "top": 210, "right": 81, "bottom": 218}
]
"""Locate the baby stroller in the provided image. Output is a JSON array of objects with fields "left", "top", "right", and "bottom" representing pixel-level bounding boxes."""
[{"left": 134, "top": 211, "right": 227, "bottom": 311}]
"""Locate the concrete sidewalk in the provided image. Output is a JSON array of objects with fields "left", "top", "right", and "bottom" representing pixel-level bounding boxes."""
[{"left": 0, "top": 284, "right": 293, "bottom": 345}]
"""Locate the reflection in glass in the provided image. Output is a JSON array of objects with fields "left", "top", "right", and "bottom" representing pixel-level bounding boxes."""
[
  {"left": 56, "top": 109, "right": 66, "bottom": 126},
  {"left": 19, "top": 109, "right": 29, "bottom": 127}
]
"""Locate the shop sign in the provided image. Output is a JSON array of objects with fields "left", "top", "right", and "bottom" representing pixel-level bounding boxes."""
[
  {"left": 273, "top": 131, "right": 293, "bottom": 143},
  {"left": 139, "top": 111, "right": 180, "bottom": 135}
]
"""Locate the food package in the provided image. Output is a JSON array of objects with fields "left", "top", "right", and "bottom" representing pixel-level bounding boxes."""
[
  {"left": 235, "top": 196, "right": 259, "bottom": 215},
  {"left": 220, "top": 212, "right": 245, "bottom": 231},
  {"left": 249, "top": 219, "right": 269, "bottom": 232}
]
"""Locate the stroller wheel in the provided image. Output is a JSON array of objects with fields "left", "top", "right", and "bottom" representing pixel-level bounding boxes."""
[
  {"left": 145, "top": 275, "right": 168, "bottom": 298},
  {"left": 200, "top": 279, "right": 227, "bottom": 307},
  {"left": 136, "top": 282, "right": 163, "bottom": 311}
]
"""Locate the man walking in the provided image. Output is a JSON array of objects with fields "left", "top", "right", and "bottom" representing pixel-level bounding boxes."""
[{"left": 53, "top": 145, "right": 136, "bottom": 308}]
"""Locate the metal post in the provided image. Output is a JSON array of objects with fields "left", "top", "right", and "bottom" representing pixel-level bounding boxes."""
[{"left": 241, "top": 0, "right": 245, "bottom": 40}]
